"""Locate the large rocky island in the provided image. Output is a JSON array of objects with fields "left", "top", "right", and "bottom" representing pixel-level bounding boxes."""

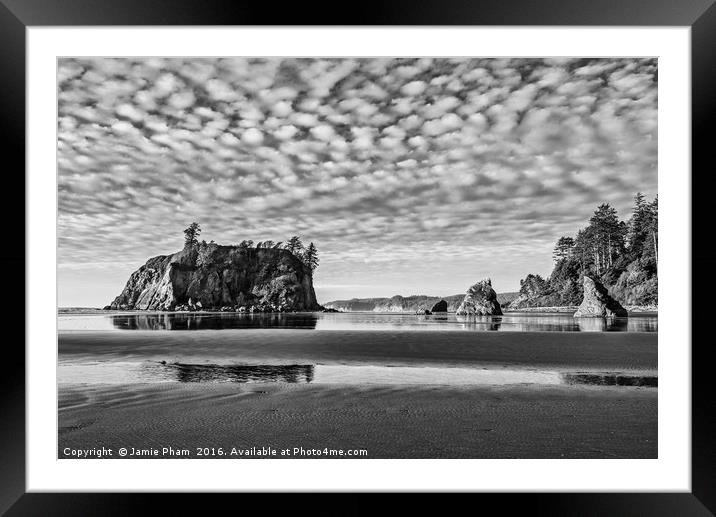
[{"left": 108, "top": 239, "right": 321, "bottom": 312}]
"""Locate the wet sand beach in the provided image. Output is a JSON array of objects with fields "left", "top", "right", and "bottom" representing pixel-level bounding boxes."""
[
  {"left": 58, "top": 327, "right": 657, "bottom": 459},
  {"left": 59, "top": 382, "right": 657, "bottom": 459},
  {"left": 59, "top": 329, "right": 657, "bottom": 372}
]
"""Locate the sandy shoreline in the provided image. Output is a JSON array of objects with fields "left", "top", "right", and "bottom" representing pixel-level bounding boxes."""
[
  {"left": 58, "top": 330, "right": 657, "bottom": 459},
  {"left": 59, "top": 330, "right": 657, "bottom": 372},
  {"left": 58, "top": 382, "right": 657, "bottom": 459}
]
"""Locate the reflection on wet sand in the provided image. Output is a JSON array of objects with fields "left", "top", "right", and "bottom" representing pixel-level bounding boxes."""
[
  {"left": 144, "top": 363, "right": 657, "bottom": 388},
  {"left": 112, "top": 313, "right": 318, "bottom": 331},
  {"left": 562, "top": 373, "right": 658, "bottom": 387},
  {"left": 164, "top": 363, "right": 315, "bottom": 383}
]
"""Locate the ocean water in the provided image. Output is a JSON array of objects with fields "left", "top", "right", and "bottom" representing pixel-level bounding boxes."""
[
  {"left": 58, "top": 311, "right": 657, "bottom": 388},
  {"left": 58, "top": 310, "right": 658, "bottom": 333}
]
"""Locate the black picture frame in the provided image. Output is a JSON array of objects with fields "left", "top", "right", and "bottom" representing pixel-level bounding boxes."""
[{"left": 2, "top": 0, "right": 714, "bottom": 514}]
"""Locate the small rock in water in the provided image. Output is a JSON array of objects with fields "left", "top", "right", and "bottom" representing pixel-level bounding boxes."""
[
  {"left": 430, "top": 299, "right": 448, "bottom": 313},
  {"left": 573, "top": 276, "right": 628, "bottom": 318},
  {"left": 455, "top": 278, "right": 503, "bottom": 316}
]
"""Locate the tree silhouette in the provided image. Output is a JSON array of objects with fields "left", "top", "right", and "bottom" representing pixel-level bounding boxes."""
[
  {"left": 627, "top": 192, "right": 649, "bottom": 254},
  {"left": 519, "top": 274, "right": 549, "bottom": 297},
  {"left": 183, "top": 222, "right": 201, "bottom": 248},
  {"left": 586, "top": 204, "right": 625, "bottom": 274},
  {"left": 303, "top": 242, "right": 319, "bottom": 273},
  {"left": 285, "top": 235, "right": 304, "bottom": 256},
  {"left": 552, "top": 236, "right": 575, "bottom": 263}
]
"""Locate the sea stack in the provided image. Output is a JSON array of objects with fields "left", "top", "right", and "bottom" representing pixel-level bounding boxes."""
[
  {"left": 430, "top": 299, "right": 448, "bottom": 313},
  {"left": 108, "top": 245, "right": 320, "bottom": 312},
  {"left": 573, "top": 276, "right": 628, "bottom": 318},
  {"left": 455, "top": 279, "right": 503, "bottom": 316}
]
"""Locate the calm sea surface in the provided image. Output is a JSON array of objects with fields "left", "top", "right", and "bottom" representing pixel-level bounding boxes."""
[
  {"left": 59, "top": 311, "right": 657, "bottom": 333},
  {"left": 58, "top": 311, "right": 657, "bottom": 387}
]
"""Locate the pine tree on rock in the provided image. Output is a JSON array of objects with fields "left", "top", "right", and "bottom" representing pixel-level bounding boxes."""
[
  {"left": 553, "top": 236, "right": 575, "bottom": 263},
  {"left": 303, "top": 242, "right": 319, "bottom": 273},
  {"left": 285, "top": 236, "right": 304, "bottom": 256},
  {"left": 183, "top": 222, "right": 201, "bottom": 248}
]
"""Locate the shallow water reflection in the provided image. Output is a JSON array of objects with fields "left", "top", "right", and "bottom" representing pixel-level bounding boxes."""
[
  {"left": 166, "top": 363, "right": 315, "bottom": 383},
  {"left": 111, "top": 313, "right": 318, "bottom": 330},
  {"left": 58, "top": 361, "right": 656, "bottom": 388},
  {"left": 58, "top": 311, "right": 657, "bottom": 332},
  {"left": 563, "top": 373, "right": 658, "bottom": 387},
  {"left": 574, "top": 317, "right": 651, "bottom": 332},
  {"left": 452, "top": 314, "right": 656, "bottom": 332},
  {"left": 454, "top": 315, "right": 503, "bottom": 331}
]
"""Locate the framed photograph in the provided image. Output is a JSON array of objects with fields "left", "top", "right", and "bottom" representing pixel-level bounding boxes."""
[{"left": 4, "top": 0, "right": 714, "bottom": 513}]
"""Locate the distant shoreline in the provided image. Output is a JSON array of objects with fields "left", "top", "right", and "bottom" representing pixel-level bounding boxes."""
[{"left": 58, "top": 306, "right": 657, "bottom": 315}]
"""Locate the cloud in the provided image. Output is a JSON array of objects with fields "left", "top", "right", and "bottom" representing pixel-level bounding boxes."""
[
  {"left": 423, "top": 96, "right": 461, "bottom": 119},
  {"left": 111, "top": 121, "right": 135, "bottom": 134},
  {"left": 292, "top": 112, "right": 319, "bottom": 127},
  {"left": 168, "top": 90, "right": 196, "bottom": 110},
  {"left": 115, "top": 103, "right": 144, "bottom": 122},
  {"left": 274, "top": 125, "right": 299, "bottom": 140},
  {"left": 310, "top": 124, "right": 335, "bottom": 141},
  {"left": 407, "top": 135, "right": 428, "bottom": 148},
  {"left": 422, "top": 113, "right": 463, "bottom": 136},
  {"left": 401, "top": 80, "right": 427, "bottom": 96},
  {"left": 241, "top": 127, "right": 264, "bottom": 145},
  {"left": 271, "top": 101, "right": 293, "bottom": 117}
]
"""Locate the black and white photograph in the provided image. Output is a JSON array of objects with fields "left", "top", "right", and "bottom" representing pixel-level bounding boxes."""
[{"left": 57, "top": 57, "right": 658, "bottom": 460}]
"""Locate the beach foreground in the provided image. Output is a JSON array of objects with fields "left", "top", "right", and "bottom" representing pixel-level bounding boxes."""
[
  {"left": 59, "top": 382, "right": 657, "bottom": 459},
  {"left": 58, "top": 324, "right": 657, "bottom": 459}
]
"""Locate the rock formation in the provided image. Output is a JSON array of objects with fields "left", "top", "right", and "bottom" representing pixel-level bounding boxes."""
[
  {"left": 108, "top": 245, "right": 320, "bottom": 311},
  {"left": 573, "top": 276, "right": 628, "bottom": 318},
  {"left": 455, "top": 279, "right": 503, "bottom": 316},
  {"left": 430, "top": 299, "right": 448, "bottom": 312}
]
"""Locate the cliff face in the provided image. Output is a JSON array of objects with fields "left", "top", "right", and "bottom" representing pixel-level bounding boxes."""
[{"left": 109, "top": 245, "right": 320, "bottom": 311}]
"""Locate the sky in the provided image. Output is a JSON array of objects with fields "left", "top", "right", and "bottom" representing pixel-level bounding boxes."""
[{"left": 57, "top": 57, "right": 657, "bottom": 307}]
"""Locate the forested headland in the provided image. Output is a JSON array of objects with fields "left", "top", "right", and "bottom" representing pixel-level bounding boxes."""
[{"left": 510, "top": 193, "right": 658, "bottom": 309}]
